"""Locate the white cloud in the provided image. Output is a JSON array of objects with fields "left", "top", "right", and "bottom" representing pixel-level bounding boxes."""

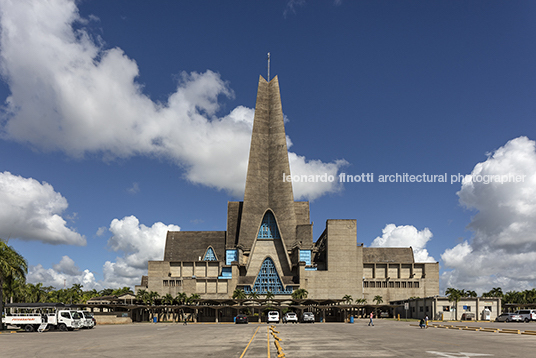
[
  {"left": 28, "top": 255, "right": 99, "bottom": 290},
  {"left": 441, "top": 136, "right": 536, "bottom": 293},
  {"left": 0, "top": 0, "right": 345, "bottom": 200},
  {"left": 102, "top": 215, "right": 180, "bottom": 288},
  {"left": 28, "top": 216, "right": 181, "bottom": 289},
  {"left": 370, "top": 224, "right": 436, "bottom": 263},
  {"left": 127, "top": 182, "right": 140, "bottom": 194},
  {"left": 0, "top": 171, "right": 85, "bottom": 245}
]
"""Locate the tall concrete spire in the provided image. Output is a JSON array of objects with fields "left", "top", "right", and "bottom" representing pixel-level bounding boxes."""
[{"left": 237, "top": 75, "right": 297, "bottom": 251}]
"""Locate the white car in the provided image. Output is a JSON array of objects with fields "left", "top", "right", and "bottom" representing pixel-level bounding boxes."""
[
  {"left": 267, "top": 311, "right": 280, "bottom": 324},
  {"left": 514, "top": 309, "right": 536, "bottom": 323},
  {"left": 283, "top": 312, "right": 298, "bottom": 323},
  {"left": 301, "top": 311, "right": 315, "bottom": 323}
]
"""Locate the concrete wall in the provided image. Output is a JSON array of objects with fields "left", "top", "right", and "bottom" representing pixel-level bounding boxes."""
[
  {"left": 393, "top": 297, "right": 501, "bottom": 321},
  {"left": 147, "top": 260, "right": 232, "bottom": 298},
  {"left": 302, "top": 220, "right": 361, "bottom": 299}
]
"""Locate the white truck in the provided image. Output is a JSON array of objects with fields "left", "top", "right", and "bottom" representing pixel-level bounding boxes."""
[{"left": 2, "top": 303, "right": 82, "bottom": 332}]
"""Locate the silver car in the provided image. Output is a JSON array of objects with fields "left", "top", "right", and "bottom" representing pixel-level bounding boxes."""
[
  {"left": 301, "top": 312, "right": 315, "bottom": 323},
  {"left": 283, "top": 312, "right": 298, "bottom": 324},
  {"left": 495, "top": 313, "right": 523, "bottom": 322}
]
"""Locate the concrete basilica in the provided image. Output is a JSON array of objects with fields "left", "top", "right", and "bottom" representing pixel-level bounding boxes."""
[{"left": 137, "top": 75, "right": 439, "bottom": 303}]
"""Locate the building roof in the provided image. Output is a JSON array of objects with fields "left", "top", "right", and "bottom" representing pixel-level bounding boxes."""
[
  {"left": 164, "top": 231, "right": 226, "bottom": 262},
  {"left": 362, "top": 247, "right": 415, "bottom": 263}
]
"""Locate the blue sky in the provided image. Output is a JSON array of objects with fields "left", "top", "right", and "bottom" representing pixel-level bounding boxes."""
[{"left": 1, "top": 0, "right": 535, "bottom": 294}]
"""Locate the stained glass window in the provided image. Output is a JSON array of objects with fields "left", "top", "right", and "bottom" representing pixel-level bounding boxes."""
[
  {"left": 203, "top": 247, "right": 217, "bottom": 261},
  {"left": 257, "top": 211, "right": 281, "bottom": 239},
  {"left": 243, "top": 257, "right": 292, "bottom": 295}
]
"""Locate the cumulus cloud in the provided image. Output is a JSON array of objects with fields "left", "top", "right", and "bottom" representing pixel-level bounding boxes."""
[
  {"left": 102, "top": 215, "right": 180, "bottom": 288},
  {"left": 0, "top": 0, "right": 345, "bottom": 200},
  {"left": 0, "top": 171, "right": 85, "bottom": 245},
  {"left": 370, "top": 224, "right": 436, "bottom": 262},
  {"left": 441, "top": 136, "right": 536, "bottom": 293},
  {"left": 28, "top": 255, "right": 99, "bottom": 290},
  {"left": 28, "top": 216, "right": 181, "bottom": 289}
]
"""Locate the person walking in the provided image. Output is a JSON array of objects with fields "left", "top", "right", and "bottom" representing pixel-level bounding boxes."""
[{"left": 368, "top": 312, "right": 374, "bottom": 326}]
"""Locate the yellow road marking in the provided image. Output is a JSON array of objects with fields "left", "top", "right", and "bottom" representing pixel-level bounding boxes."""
[
  {"left": 239, "top": 326, "right": 260, "bottom": 358},
  {"left": 267, "top": 326, "right": 270, "bottom": 358}
]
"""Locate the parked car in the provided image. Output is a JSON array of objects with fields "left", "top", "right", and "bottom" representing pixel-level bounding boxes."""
[
  {"left": 282, "top": 312, "right": 298, "bottom": 324},
  {"left": 235, "top": 314, "right": 248, "bottom": 324},
  {"left": 267, "top": 311, "right": 280, "bottom": 324},
  {"left": 301, "top": 311, "right": 315, "bottom": 323},
  {"left": 495, "top": 313, "right": 523, "bottom": 322},
  {"left": 513, "top": 309, "right": 536, "bottom": 323}
]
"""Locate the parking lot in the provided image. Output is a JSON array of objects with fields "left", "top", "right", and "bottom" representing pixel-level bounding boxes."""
[{"left": 1, "top": 319, "right": 536, "bottom": 357}]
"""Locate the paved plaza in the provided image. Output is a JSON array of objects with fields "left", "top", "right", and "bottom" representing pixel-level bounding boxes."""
[{"left": 1, "top": 319, "right": 536, "bottom": 357}]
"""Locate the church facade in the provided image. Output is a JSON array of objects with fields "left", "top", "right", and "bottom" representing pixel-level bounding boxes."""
[{"left": 137, "top": 75, "right": 439, "bottom": 303}]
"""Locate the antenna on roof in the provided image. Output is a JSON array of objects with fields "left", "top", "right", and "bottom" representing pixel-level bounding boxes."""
[{"left": 267, "top": 52, "right": 271, "bottom": 81}]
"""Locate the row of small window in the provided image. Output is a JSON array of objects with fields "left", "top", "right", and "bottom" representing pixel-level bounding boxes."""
[
  {"left": 163, "top": 280, "right": 182, "bottom": 287},
  {"left": 364, "top": 281, "right": 420, "bottom": 288}
]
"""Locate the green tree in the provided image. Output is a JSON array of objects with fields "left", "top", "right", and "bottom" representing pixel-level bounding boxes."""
[
  {"left": 187, "top": 293, "right": 200, "bottom": 305},
  {"left": 136, "top": 289, "right": 149, "bottom": 304},
  {"left": 265, "top": 291, "right": 275, "bottom": 302},
  {"left": 99, "top": 288, "right": 114, "bottom": 296},
  {"left": 248, "top": 291, "right": 259, "bottom": 300},
  {"left": 232, "top": 288, "right": 247, "bottom": 300},
  {"left": 373, "top": 295, "right": 383, "bottom": 305},
  {"left": 175, "top": 292, "right": 188, "bottom": 305},
  {"left": 482, "top": 287, "right": 504, "bottom": 298},
  {"left": 0, "top": 240, "right": 28, "bottom": 330},
  {"left": 291, "top": 288, "right": 308, "bottom": 300},
  {"left": 342, "top": 295, "right": 353, "bottom": 305},
  {"left": 465, "top": 290, "right": 477, "bottom": 298},
  {"left": 113, "top": 287, "right": 134, "bottom": 296},
  {"left": 148, "top": 291, "right": 160, "bottom": 305},
  {"left": 25, "top": 283, "right": 47, "bottom": 303},
  {"left": 162, "top": 293, "right": 174, "bottom": 305},
  {"left": 446, "top": 288, "right": 462, "bottom": 320}
]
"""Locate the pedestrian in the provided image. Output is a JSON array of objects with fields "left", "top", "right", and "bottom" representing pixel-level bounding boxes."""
[
  {"left": 425, "top": 315, "right": 429, "bottom": 328},
  {"left": 368, "top": 312, "right": 374, "bottom": 326},
  {"left": 419, "top": 318, "right": 425, "bottom": 329}
]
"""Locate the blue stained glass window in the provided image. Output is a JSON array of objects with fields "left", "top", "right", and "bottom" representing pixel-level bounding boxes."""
[
  {"left": 226, "top": 249, "right": 238, "bottom": 265},
  {"left": 204, "top": 247, "right": 217, "bottom": 261},
  {"left": 243, "top": 257, "right": 292, "bottom": 295},
  {"left": 299, "top": 250, "right": 312, "bottom": 265},
  {"left": 257, "top": 211, "right": 281, "bottom": 239}
]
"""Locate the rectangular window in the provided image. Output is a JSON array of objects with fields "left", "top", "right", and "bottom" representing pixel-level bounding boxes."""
[
  {"left": 395, "top": 282, "right": 400, "bottom": 288},
  {"left": 443, "top": 306, "right": 450, "bottom": 312},
  {"left": 382, "top": 281, "right": 387, "bottom": 288},
  {"left": 420, "top": 306, "right": 423, "bottom": 312},
  {"left": 402, "top": 282, "right": 407, "bottom": 288},
  {"left": 226, "top": 250, "right": 238, "bottom": 265},
  {"left": 414, "top": 282, "right": 419, "bottom": 288},
  {"left": 364, "top": 281, "right": 369, "bottom": 288},
  {"left": 299, "top": 250, "right": 312, "bottom": 265},
  {"left": 163, "top": 280, "right": 168, "bottom": 287},
  {"left": 485, "top": 306, "right": 492, "bottom": 312},
  {"left": 426, "top": 306, "right": 429, "bottom": 312},
  {"left": 408, "top": 282, "right": 413, "bottom": 288},
  {"left": 465, "top": 306, "right": 471, "bottom": 312},
  {"left": 389, "top": 281, "right": 394, "bottom": 288}
]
